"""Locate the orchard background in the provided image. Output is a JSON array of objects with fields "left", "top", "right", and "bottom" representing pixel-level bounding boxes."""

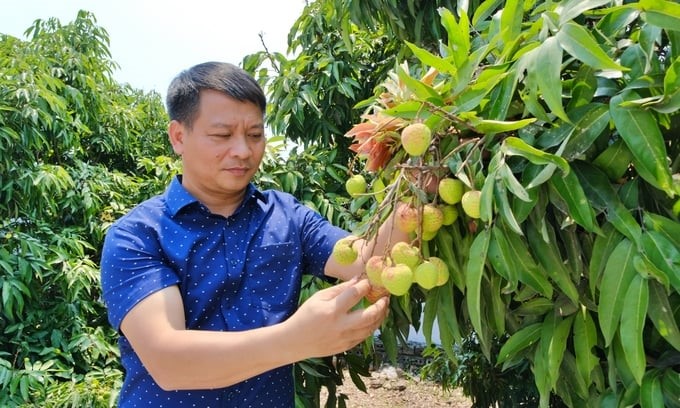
[{"left": 1, "top": 1, "right": 679, "bottom": 407}]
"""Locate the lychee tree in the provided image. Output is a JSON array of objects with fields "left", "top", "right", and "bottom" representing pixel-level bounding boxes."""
[{"left": 340, "top": 1, "right": 680, "bottom": 407}]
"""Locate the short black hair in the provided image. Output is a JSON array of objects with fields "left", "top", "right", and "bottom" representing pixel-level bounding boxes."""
[{"left": 165, "top": 61, "right": 267, "bottom": 128}]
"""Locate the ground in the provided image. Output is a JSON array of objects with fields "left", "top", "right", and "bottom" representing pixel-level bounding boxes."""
[{"left": 320, "top": 365, "right": 472, "bottom": 408}]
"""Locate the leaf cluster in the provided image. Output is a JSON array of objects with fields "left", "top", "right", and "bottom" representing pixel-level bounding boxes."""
[{"left": 337, "top": 1, "right": 680, "bottom": 407}]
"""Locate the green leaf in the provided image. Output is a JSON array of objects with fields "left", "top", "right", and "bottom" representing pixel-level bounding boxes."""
[
  {"left": 619, "top": 274, "right": 649, "bottom": 385},
  {"left": 598, "top": 238, "right": 638, "bottom": 346},
  {"left": 639, "top": 0, "right": 680, "bottom": 31},
  {"left": 499, "top": 163, "right": 531, "bottom": 202},
  {"left": 572, "top": 161, "right": 642, "bottom": 244},
  {"left": 592, "top": 138, "right": 635, "bottom": 181},
  {"left": 558, "top": 0, "right": 618, "bottom": 26},
  {"left": 488, "top": 224, "right": 519, "bottom": 290},
  {"left": 647, "top": 280, "right": 680, "bottom": 351},
  {"left": 563, "top": 103, "right": 610, "bottom": 160},
  {"left": 610, "top": 92, "right": 674, "bottom": 194},
  {"left": 396, "top": 64, "right": 443, "bottom": 103},
  {"left": 422, "top": 285, "right": 439, "bottom": 346},
  {"left": 539, "top": 313, "right": 576, "bottom": 396},
  {"left": 534, "top": 37, "right": 570, "bottom": 123},
  {"left": 438, "top": 7, "right": 470, "bottom": 67},
  {"left": 497, "top": 322, "right": 542, "bottom": 366},
  {"left": 573, "top": 310, "right": 599, "bottom": 392},
  {"left": 438, "top": 277, "right": 463, "bottom": 346},
  {"left": 641, "top": 230, "right": 680, "bottom": 292},
  {"left": 556, "top": 21, "right": 629, "bottom": 71},
  {"left": 661, "top": 369, "right": 680, "bottom": 407},
  {"left": 526, "top": 222, "right": 580, "bottom": 305},
  {"left": 474, "top": 118, "right": 537, "bottom": 134},
  {"left": 500, "top": 0, "right": 523, "bottom": 47},
  {"left": 465, "top": 229, "right": 491, "bottom": 358},
  {"left": 549, "top": 169, "right": 598, "bottom": 233},
  {"left": 641, "top": 371, "right": 664, "bottom": 408},
  {"left": 500, "top": 224, "right": 553, "bottom": 298},
  {"left": 455, "top": 64, "right": 510, "bottom": 112},
  {"left": 480, "top": 169, "right": 496, "bottom": 223},
  {"left": 643, "top": 213, "right": 680, "bottom": 248},
  {"left": 501, "top": 137, "right": 570, "bottom": 174},
  {"left": 494, "top": 182, "right": 523, "bottom": 235},
  {"left": 405, "top": 41, "right": 457, "bottom": 75}
]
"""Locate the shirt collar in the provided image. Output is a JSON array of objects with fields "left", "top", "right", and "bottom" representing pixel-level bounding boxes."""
[{"left": 165, "top": 175, "right": 267, "bottom": 217}]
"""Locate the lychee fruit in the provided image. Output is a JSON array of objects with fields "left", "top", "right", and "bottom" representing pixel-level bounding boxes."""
[
  {"left": 438, "top": 178, "right": 464, "bottom": 204},
  {"left": 428, "top": 256, "right": 450, "bottom": 286},
  {"left": 395, "top": 203, "right": 419, "bottom": 234},
  {"left": 332, "top": 236, "right": 358, "bottom": 265},
  {"left": 440, "top": 205, "right": 459, "bottom": 225},
  {"left": 365, "top": 255, "right": 391, "bottom": 287},
  {"left": 345, "top": 174, "right": 367, "bottom": 198},
  {"left": 420, "top": 228, "right": 438, "bottom": 241},
  {"left": 381, "top": 264, "right": 414, "bottom": 296},
  {"left": 390, "top": 241, "right": 421, "bottom": 269},
  {"left": 422, "top": 204, "right": 443, "bottom": 233},
  {"left": 461, "top": 190, "right": 482, "bottom": 219},
  {"left": 365, "top": 284, "right": 390, "bottom": 303},
  {"left": 400, "top": 123, "right": 432, "bottom": 157},
  {"left": 414, "top": 260, "right": 439, "bottom": 290}
]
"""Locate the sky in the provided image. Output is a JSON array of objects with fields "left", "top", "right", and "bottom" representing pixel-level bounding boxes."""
[{"left": 2, "top": 0, "right": 307, "bottom": 98}]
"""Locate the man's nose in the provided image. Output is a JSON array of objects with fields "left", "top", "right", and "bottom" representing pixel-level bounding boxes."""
[{"left": 230, "top": 135, "right": 251, "bottom": 158}]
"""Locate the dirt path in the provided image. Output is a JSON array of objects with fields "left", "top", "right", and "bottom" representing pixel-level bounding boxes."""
[{"left": 321, "top": 366, "right": 472, "bottom": 408}]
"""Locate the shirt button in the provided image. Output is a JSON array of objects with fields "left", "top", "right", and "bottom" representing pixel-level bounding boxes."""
[{"left": 230, "top": 260, "right": 238, "bottom": 266}]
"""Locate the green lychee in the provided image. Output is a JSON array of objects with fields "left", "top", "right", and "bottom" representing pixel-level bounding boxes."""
[
  {"left": 420, "top": 228, "right": 438, "bottom": 241},
  {"left": 461, "top": 190, "right": 482, "bottom": 219},
  {"left": 438, "top": 178, "right": 464, "bottom": 204},
  {"left": 390, "top": 241, "right": 420, "bottom": 269},
  {"left": 440, "top": 205, "right": 459, "bottom": 225},
  {"left": 421, "top": 204, "right": 443, "bottom": 233},
  {"left": 400, "top": 123, "right": 432, "bottom": 157},
  {"left": 381, "top": 264, "right": 414, "bottom": 296},
  {"left": 414, "top": 260, "right": 439, "bottom": 290},
  {"left": 345, "top": 174, "right": 367, "bottom": 197},
  {"left": 332, "top": 237, "right": 358, "bottom": 265},
  {"left": 428, "top": 256, "right": 450, "bottom": 286}
]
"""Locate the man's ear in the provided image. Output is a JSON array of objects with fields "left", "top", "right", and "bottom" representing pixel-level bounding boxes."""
[{"left": 168, "top": 120, "right": 185, "bottom": 155}]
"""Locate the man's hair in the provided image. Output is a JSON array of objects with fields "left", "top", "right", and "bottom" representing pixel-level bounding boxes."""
[{"left": 166, "top": 61, "right": 267, "bottom": 128}]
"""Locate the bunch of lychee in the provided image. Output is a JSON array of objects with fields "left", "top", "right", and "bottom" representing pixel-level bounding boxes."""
[
  {"left": 331, "top": 237, "right": 450, "bottom": 301},
  {"left": 334, "top": 121, "right": 484, "bottom": 301},
  {"left": 367, "top": 242, "right": 450, "bottom": 296}
]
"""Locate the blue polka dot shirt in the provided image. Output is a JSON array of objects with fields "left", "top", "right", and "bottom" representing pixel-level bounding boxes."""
[{"left": 100, "top": 176, "right": 348, "bottom": 407}]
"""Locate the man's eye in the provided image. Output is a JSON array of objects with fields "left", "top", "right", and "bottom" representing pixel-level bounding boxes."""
[{"left": 249, "top": 134, "right": 264, "bottom": 139}]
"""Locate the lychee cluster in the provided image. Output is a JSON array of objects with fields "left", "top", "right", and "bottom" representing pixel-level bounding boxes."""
[
  {"left": 363, "top": 241, "right": 450, "bottom": 299},
  {"left": 337, "top": 120, "right": 483, "bottom": 300}
]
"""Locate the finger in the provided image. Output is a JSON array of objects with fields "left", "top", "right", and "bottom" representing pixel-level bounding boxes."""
[
  {"left": 346, "top": 295, "right": 389, "bottom": 332},
  {"left": 314, "top": 276, "right": 360, "bottom": 300},
  {"left": 333, "top": 279, "right": 371, "bottom": 311}
]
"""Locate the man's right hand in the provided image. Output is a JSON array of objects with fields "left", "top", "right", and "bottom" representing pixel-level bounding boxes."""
[{"left": 284, "top": 278, "right": 389, "bottom": 358}]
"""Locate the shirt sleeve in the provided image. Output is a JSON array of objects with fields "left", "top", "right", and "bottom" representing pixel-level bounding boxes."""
[
  {"left": 296, "top": 200, "right": 349, "bottom": 278},
  {"left": 100, "top": 222, "right": 181, "bottom": 331}
]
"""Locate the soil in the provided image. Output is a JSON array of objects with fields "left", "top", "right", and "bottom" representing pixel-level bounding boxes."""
[{"left": 320, "top": 365, "right": 472, "bottom": 408}]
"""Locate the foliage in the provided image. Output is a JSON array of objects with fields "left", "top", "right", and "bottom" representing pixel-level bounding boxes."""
[
  {"left": 243, "top": 0, "right": 400, "bottom": 156},
  {"left": 0, "top": 11, "right": 172, "bottom": 406},
  {"left": 340, "top": 1, "right": 680, "bottom": 407}
]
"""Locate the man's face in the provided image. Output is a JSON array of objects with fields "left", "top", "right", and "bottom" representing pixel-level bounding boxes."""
[{"left": 169, "top": 89, "right": 266, "bottom": 201}]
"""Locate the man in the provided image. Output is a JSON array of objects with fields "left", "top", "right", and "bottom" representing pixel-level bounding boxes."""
[{"left": 100, "top": 61, "right": 406, "bottom": 407}]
